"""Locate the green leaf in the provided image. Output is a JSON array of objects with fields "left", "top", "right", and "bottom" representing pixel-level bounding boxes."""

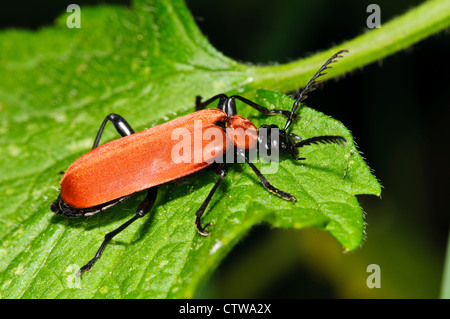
[
  {"left": 254, "top": 89, "right": 380, "bottom": 247},
  {"left": 1, "top": 0, "right": 448, "bottom": 298}
]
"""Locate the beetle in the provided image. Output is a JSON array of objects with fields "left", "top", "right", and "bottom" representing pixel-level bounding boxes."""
[{"left": 50, "top": 50, "right": 348, "bottom": 275}]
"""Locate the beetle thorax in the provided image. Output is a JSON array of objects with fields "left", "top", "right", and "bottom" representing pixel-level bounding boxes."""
[{"left": 226, "top": 115, "right": 258, "bottom": 150}]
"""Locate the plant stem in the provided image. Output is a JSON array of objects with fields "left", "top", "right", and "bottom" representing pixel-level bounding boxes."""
[
  {"left": 247, "top": 0, "right": 450, "bottom": 92},
  {"left": 441, "top": 226, "right": 450, "bottom": 298}
]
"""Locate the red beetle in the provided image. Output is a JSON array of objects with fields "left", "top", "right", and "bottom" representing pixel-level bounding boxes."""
[{"left": 51, "top": 50, "right": 348, "bottom": 275}]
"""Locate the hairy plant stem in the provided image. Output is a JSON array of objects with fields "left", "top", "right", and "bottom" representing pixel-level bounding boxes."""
[{"left": 246, "top": 0, "right": 450, "bottom": 93}]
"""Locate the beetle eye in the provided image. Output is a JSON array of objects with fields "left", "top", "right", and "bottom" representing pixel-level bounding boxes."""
[{"left": 258, "top": 124, "right": 281, "bottom": 159}]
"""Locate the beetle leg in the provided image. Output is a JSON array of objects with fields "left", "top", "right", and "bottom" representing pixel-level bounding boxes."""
[
  {"left": 195, "top": 94, "right": 228, "bottom": 111},
  {"left": 195, "top": 164, "right": 228, "bottom": 236},
  {"left": 77, "top": 187, "right": 158, "bottom": 276},
  {"left": 244, "top": 157, "right": 297, "bottom": 203},
  {"left": 92, "top": 113, "right": 136, "bottom": 149},
  {"left": 232, "top": 95, "right": 296, "bottom": 120}
]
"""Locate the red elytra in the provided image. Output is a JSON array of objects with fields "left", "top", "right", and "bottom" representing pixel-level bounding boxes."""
[{"left": 60, "top": 108, "right": 257, "bottom": 209}]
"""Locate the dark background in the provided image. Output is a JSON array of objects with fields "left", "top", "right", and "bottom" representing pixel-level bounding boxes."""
[{"left": 2, "top": 0, "right": 449, "bottom": 298}]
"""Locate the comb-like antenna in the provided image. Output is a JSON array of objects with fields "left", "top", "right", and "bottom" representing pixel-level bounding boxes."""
[
  {"left": 294, "top": 135, "right": 346, "bottom": 148},
  {"left": 283, "top": 49, "right": 348, "bottom": 131}
]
